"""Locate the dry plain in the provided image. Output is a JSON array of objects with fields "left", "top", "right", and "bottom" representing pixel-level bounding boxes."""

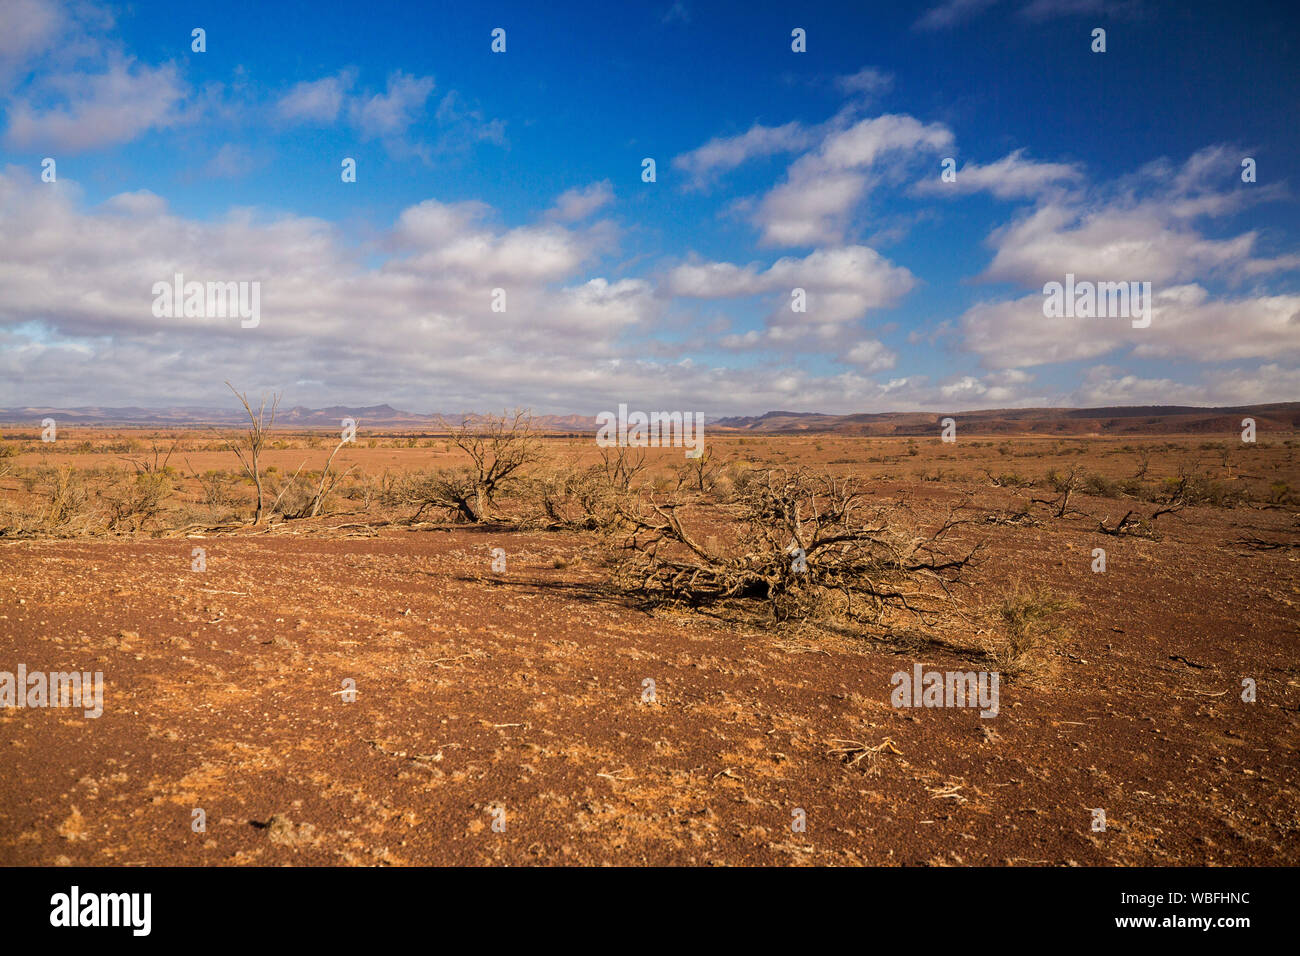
[{"left": 1, "top": 428, "right": 1297, "bottom": 865}]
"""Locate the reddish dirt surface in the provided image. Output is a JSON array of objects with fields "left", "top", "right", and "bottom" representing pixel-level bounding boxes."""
[{"left": 1, "top": 435, "right": 1298, "bottom": 865}]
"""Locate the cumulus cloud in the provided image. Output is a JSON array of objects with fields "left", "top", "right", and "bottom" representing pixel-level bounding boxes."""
[
  {"left": 959, "top": 283, "right": 1300, "bottom": 369},
  {"left": 979, "top": 148, "right": 1277, "bottom": 287},
  {"left": 5, "top": 58, "right": 189, "bottom": 152},
  {"left": 0, "top": 166, "right": 955, "bottom": 413},
  {"left": 0, "top": 0, "right": 66, "bottom": 84},
  {"left": 948, "top": 146, "right": 1300, "bottom": 372},
  {"left": 670, "top": 246, "right": 915, "bottom": 353},
  {"left": 1069, "top": 362, "right": 1300, "bottom": 407},
  {"left": 983, "top": 201, "right": 1256, "bottom": 286},
  {"left": 0, "top": 167, "right": 655, "bottom": 409},
  {"left": 350, "top": 71, "right": 435, "bottom": 140},
  {"left": 844, "top": 339, "right": 898, "bottom": 372},
  {"left": 667, "top": 246, "right": 915, "bottom": 318},
  {"left": 754, "top": 114, "right": 953, "bottom": 245}
]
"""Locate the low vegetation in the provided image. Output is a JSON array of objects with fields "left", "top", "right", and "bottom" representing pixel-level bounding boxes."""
[{"left": 1, "top": 401, "right": 1294, "bottom": 668}]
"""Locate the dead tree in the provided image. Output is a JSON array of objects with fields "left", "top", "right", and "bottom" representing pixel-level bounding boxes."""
[
  {"left": 443, "top": 409, "right": 540, "bottom": 520},
  {"left": 1133, "top": 449, "right": 1152, "bottom": 480},
  {"left": 307, "top": 435, "right": 356, "bottom": 518},
  {"left": 400, "top": 410, "right": 542, "bottom": 523},
  {"left": 1097, "top": 480, "right": 1187, "bottom": 536},
  {"left": 683, "top": 447, "right": 722, "bottom": 492},
  {"left": 120, "top": 436, "right": 180, "bottom": 476},
  {"left": 613, "top": 466, "right": 981, "bottom": 625},
  {"left": 220, "top": 382, "right": 280, "bottom": 525},
  {"left": 1032, "top": 466, "right": 1084, "bottom": 519}
]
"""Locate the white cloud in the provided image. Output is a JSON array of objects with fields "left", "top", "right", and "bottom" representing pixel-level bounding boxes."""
[
  {"left": 1068, "top": 366, "right": 1205, "bottom": 406},
  {"left": 672, "top": 121, "right": 813, "bottom": 190},
  {"left": 914, "top": 0, "right": 1000, "bottom": 31},
  {"left": 350, "top": 71, "right": 435, "bottom": 140},
  {"left": 670, "top": 246, "right": 915, "bottom": 353},
  {"left": 845, "top": 339, "right": 898, "bottom": 372},
  {"left": 980, "top": 147, "right": 1285, "bottom": 286},
  {"left": 835, "top": 67, "right": 894, "bottom": 100},
  {"left": 959, "top": 284, "right": 1300, "bottom": 369},
  {"left": 754, "top": 114, "right": 953, "bottom": 246},
  {"left": 548, "top": 180, "right": 614, "bottom": 221},
  {"left": 667, "top": 245, "right": 915, "bottom": 322},
  {"left": 432, "top": 91, "right": 507, "bottom": 150},
  {"left": 0, "top": 167, "right": 661, "bottom": 410},
  {"left": 1068, "top": 362, "right": 1300, "bottom": 407},
  {"left": 272, "top": 71, "right": 505, "bottom": 160},
  {"left": 914, "top": 149, "right": 1084, "bottom": 200},
  {"left": 0, "top": 168, "right": 962, "bottom": 413},
  {"left": 0, "top": 0, "right": 65, "bottom": 83},
  {"left": 276, "top": 72, "right": 354, "bottom": 123},
  {"left": 4, "top": 58, "right": 188, "bottom": 152}
]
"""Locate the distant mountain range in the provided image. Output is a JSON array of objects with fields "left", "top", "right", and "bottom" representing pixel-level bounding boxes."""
[
  {"left": 1, "top": 403, "right": 1296, "bottom": 435},
  {"left": 710, "top": 404, "right": 1300, "bottom": 435},
  {"left": 0, "top": 404, "right": 598, "bottom": 430}
]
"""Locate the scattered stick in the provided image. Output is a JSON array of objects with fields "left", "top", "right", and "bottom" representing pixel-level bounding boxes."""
[{"left": 828, "top": 737, "right": 903, "bottom": 768}]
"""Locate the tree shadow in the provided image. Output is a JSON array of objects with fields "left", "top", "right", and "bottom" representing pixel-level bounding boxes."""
[{"left": 448, "top": 573, "right": 643, "bottom": 611}]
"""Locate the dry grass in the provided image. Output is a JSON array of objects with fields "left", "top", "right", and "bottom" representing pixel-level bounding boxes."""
[{"left": 983, "top": 583, "right": 1076, "bottom": 680}]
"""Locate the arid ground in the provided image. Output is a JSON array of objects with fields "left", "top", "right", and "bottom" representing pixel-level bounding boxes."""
[{"left": 1, "top": 429, "right": 1297, "bottom": 865}]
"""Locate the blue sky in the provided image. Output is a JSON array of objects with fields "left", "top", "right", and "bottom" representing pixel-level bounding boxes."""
[{"left": 1, "top": 0, "right": 1298, "bottom": 414}]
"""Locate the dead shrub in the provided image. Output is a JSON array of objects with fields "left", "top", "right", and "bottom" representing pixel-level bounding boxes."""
[
  {"left": 410, "top": 410, "right": 542, "bottom": 522},
  {"left": 186, "top": 464, "right": 242, "bottom": 516},
  {"left": 612, "top": 465, "right": 981, "bottom": 626},
  {"left": 529, "top": 446, "right": 646, "bottom": 531},
  {"left": 105, "top": 470, "right": 172, "bottom": 532},
  {"left": 38, "top": 466, "right": 94, "bottom": 530}
]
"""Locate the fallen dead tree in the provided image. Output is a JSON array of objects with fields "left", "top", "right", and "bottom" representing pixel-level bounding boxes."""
[{"left": 611, "top": 466, "right": 982, "bottom": 625}]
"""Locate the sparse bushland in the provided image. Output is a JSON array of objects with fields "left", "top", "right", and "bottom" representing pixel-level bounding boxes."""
[
  {"left": 185, "top": 463, "right": 243, "bottom": 519},
  {"left": 261, "top": 432, "right": 357, "bottom": 521}
]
